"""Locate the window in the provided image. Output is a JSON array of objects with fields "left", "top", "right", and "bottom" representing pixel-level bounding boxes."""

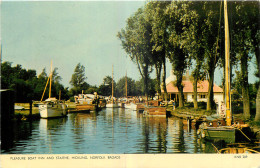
[{"left": 200, "top": 94, "right": 206, "bottom": 98}]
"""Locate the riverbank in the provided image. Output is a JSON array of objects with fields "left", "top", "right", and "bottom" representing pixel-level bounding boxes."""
[
  {"left": 167, "top": 106, "right": 216, "bottom": 117},
  {"left": 168, "top": 106, "right": 260, "bottom": 139}
]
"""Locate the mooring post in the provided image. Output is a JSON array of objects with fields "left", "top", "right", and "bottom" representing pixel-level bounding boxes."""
[{"left": 29, "top": 100, "right": 32, "bottom": 119}]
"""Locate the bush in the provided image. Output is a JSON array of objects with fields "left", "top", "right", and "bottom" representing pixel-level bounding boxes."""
[
  {"left": 185, "top": 102, "right": 194, "bottom": 107},
  {"left": 249, "top": 120, "right": 260, "bottom": 127},
  {"left": 198, "top": 101, "right": 207, "bottom": 109},
  {"left": 69, "top": 96, "right": 75, "bottom": 102}
]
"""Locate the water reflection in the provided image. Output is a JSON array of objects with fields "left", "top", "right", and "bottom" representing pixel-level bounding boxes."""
[
  {"left": 1, "top": 108, "right": 217, "bottom": 154},
  {"left": 39, "top": 118, "right": 68, "bottom": 154},
  {"left": 1, "top": 120, "right": 35, "bottom": 153},
  {"left": 139, "top": 116, "right": 168, "bottom": 153}
]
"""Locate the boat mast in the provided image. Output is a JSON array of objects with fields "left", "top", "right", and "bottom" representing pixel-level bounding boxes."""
[
  {"left": 49, "top": 60, "right": 53, "bottom": 99},
  {"left": 112, "top": 65, "right": 114, "bottom": 103},
  {"left": 125, "top": 71, "right": 127, "bottom": 98},
  {"left": 40, "top": 76, "right": 50, "bottom": 101},
  {"left": 224, "top": 0, "right": 232, "bottom": 126}
]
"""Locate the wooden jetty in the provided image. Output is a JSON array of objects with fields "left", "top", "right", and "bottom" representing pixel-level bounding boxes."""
[
  {"left": 144, "top": 107, "right": 167, "bottom": 117},
  {"left": 136, "top": 104, "right": 145, "bottom": 113},
  {"left": 77, "top": 104, "right": 96, "bottom": 111}
]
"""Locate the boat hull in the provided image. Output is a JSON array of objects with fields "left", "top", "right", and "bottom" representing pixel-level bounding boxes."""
[
  {"left": 125, "top": 103, "right": 137, "bottom": 110},
  {"left": 39, "top": 104, "right": 67, "bottom": 118},
  {"left": 106, "top": 103, "right": 119, "bottom": 108},
  {"left": 76, "top": 104, "right": 97, "bottom": 111},
  {"left": 204, "top": 127, "right": 236, "bottom": 143}
]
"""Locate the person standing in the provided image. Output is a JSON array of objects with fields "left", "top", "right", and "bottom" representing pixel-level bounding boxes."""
[{"left": 172, "top": 100, "right": 175, "bottom": 110}]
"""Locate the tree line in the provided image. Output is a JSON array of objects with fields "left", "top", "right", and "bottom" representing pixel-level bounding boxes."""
[
  {"left": 1, "top": 62, "right": 156, "bottom": 103},
  {"left": 117, "top": 1, "right": 259, "bottom": 120}
]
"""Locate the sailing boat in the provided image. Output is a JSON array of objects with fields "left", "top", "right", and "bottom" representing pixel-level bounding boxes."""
[
  {"left": 125, "top": 71, "right": 131, "bottom": 109},
  {"left": 197, "top": 0, "right": 254, "bottom": 143},
  {"left": 124, "top": 72, "right": 137, "bottom": 110},
  {"left": 38, "top": 61, "right": 67, "bottom": 118},
  {"left": 106, "top": 65, "right": 119, "bottom": 108}
]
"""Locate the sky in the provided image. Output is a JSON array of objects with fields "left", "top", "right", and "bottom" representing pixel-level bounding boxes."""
[{"left": 1, "top": 1, "right": 258, "bottom": 88}]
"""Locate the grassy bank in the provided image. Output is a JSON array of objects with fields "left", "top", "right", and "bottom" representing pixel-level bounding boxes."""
[{"left": 167, "top": 106, "right": 216, "bottom": 116}]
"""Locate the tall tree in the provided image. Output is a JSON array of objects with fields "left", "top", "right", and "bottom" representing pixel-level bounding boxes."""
[
  {"left": 118, "top": 7, "right": 154, "bottom": 102},
  {"left": 174, "top": 1, "right": 207, "bottom": 109},
  {"left": 144, "top": 1, "right": 170, "bottom": 101},
  {"left": 243, "top": 1, "right": 260, "bottom": 121},
  {"left": 229, "top": 1, "right": 259, "bottom": 119},
  {"left": 200, "top": 1, "right": 223, "bottom": 111},
  {"left": 166, "top": 1, "right": 190, "bottom": 107},
  {"left": 70, "top": 63, "right": 88, "bottom": 94}
]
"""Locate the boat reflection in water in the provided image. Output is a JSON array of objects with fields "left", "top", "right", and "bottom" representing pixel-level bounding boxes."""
[{"left": 39, "top": 117, "right": 68, "bottom": 154}]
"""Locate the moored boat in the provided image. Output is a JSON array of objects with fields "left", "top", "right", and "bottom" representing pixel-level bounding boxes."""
[
  {"left": 212, "top": 141, "right": 260, "bottom": 154},
  {"left": 39, "top": 98, "right": 67, "bottom": 118},
  {"left": 197, "top": 122, "right": 255, "bottom": 143},
  {"left": 106, "top": 65, "right": 119, "bottom": 108},
  {"left": 38, "top": 61, "right": 67, "bottom": 118},
  {"left": 106, "top": 102, "right": 119, "bottom": 108},
  {"left": 125, "top": 102, "right": 137, "bottom": 110},
  {"left": 73, "top": 92, "right": 102, "bottom": 112}
]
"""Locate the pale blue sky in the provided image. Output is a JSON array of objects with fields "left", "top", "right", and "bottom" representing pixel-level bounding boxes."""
[
  {"left": 2, "top": 1, "right": 149, "bottom": 87},
  {"left": 1, "top": 1, "right": 257, "bottom": 88}
]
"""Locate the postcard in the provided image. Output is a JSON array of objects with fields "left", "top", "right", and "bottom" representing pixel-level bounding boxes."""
[{"left": 1, "top": 0, "right": 260, "bottom": 167}]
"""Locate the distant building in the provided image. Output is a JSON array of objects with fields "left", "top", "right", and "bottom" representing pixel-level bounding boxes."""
[{"left": 162, "top": 70, "right": 224, "bottom": 104}]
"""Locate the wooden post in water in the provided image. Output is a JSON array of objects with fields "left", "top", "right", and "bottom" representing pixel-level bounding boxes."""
[
  {"left": 29, "top": 100, "right": 32, "bottom": 119},
  {"left": 59, "top": 90, "right": 61, "bottom": 101},
  {"left": 224, "top": 0, "right": 232, "bottom": 126}
]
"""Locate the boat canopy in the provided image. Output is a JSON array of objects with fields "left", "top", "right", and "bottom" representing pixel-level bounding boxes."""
[{"left": 45, "top": 97, "right": 58, "bottom": 101}]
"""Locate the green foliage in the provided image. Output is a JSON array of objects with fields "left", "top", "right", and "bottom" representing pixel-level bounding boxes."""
[
  {"left": 249, "top": 120, "right": 260, "bottom": 127},
  {"left": 70, "top": 63, "right": 89, "bottom": 94},
  {"left": 134, "top": 77, "right": 156, "bottom": 97},
  {"left": 85, "top": 86, "right": 98, "bottom": 94},
  {"left": 144, "top": 1, "right": 171, "bottom": 95},
  {"left": 197, "top": 102, "right": 207, "bottom": 110},
  {"left": 185, "top": 102, "right": 194, "bottom": 108},
  {"left": 115, "top": 76, "right": 136, "bottom": 97},
  {"left": 118, "top": 7, "right": 154, "bottom": 97},
  {"left": 98, "top": 76, "right": 115, "bottom": 96},
  {"left": 0, "top": 61, "right": 68, "bottom": 102},
  {"left": 231, "top": 100, "right": 243, "bottom": 114}
]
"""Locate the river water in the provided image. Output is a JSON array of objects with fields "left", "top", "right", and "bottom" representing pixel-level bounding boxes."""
[{"left": 1, "top": 108, "right": 216, "bottom": 154}]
